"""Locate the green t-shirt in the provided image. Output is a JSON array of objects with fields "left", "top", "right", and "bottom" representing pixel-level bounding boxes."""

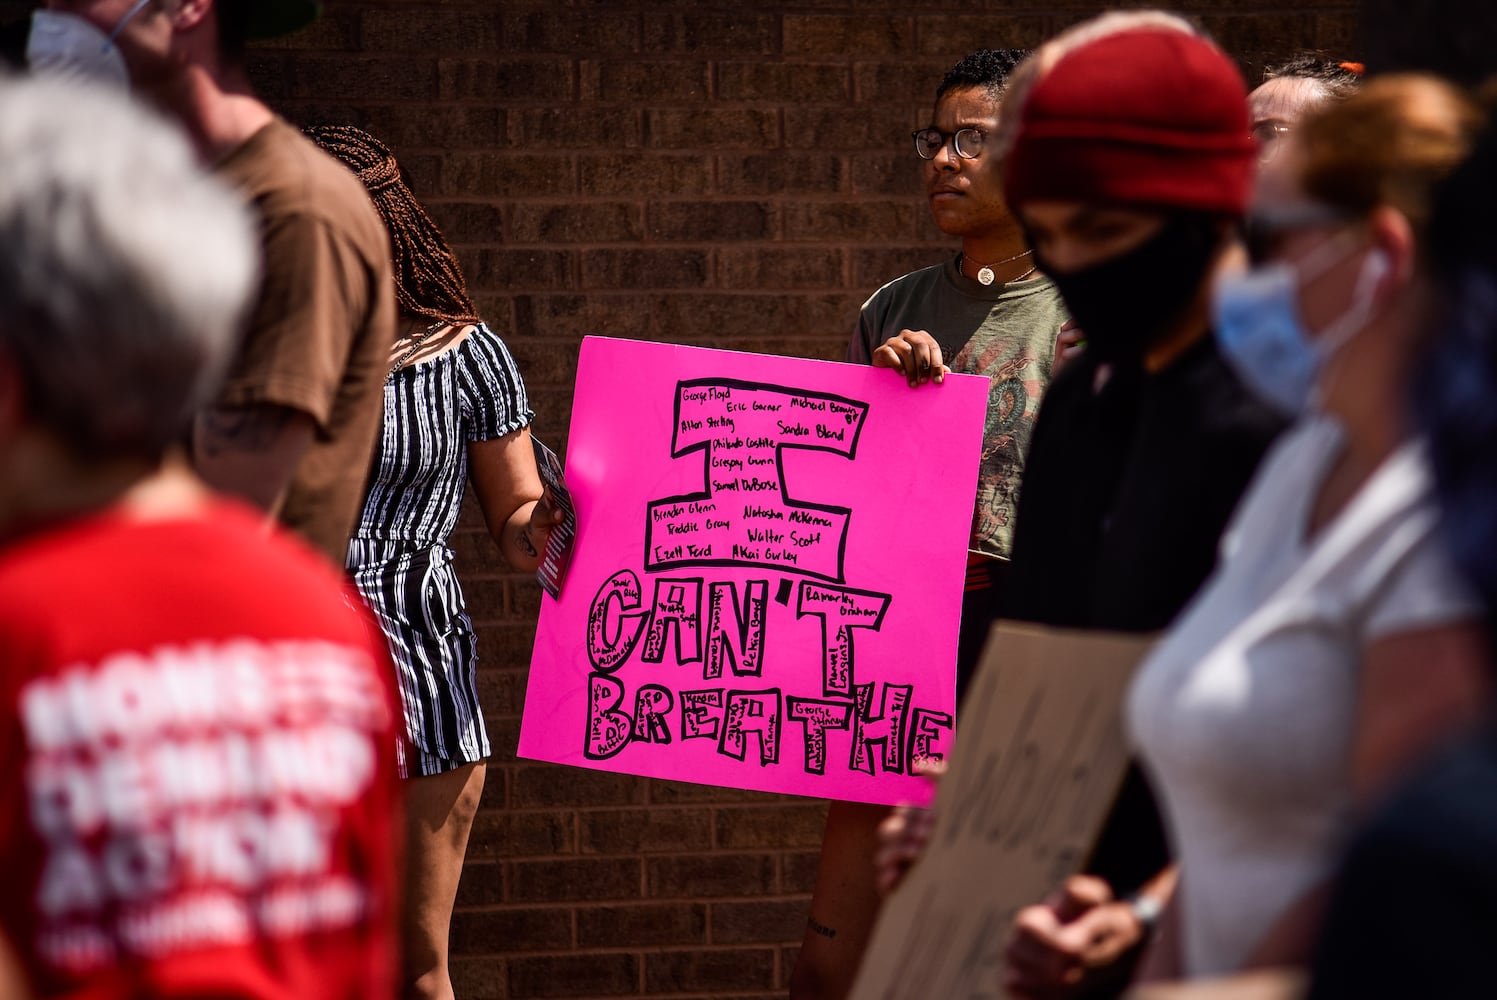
[{"left": 850, "top": 257, "right": 1066, "bottom": 561}]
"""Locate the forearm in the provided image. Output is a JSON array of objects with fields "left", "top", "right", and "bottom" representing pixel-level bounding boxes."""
[{"left": 497, "top": 498, "right": 544, "bottom": 572}]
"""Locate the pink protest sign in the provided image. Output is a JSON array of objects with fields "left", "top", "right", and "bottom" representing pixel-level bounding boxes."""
[{"left": 518, "top": 336, "right": 988, "bottom": 806}]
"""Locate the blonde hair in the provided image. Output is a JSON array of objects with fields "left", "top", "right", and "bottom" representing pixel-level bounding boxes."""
[{"left": 1299, "top": 74, "right": 1485, "bottom": 236}]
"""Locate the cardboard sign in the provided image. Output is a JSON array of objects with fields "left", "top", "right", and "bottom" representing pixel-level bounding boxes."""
[
  {"left": 849, "top": 622, "right": 1155, "bottom": 998},
  {"left": 531, "top": 435, "right": 577, "bottom": 599},
  {"left": 518, "top": 336, "right": 989, "bottom": 805}
]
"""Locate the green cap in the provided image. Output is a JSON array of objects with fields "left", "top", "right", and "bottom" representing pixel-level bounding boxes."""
[{"left": 246, "top": 0, "right": 321, "bottom": 39}]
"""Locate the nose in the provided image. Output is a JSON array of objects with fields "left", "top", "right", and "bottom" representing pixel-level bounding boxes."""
[{"left": 931, "top": 136, "right": 960, "bottom": 170}]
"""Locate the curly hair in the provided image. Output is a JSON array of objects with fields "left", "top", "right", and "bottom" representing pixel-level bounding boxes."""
[
  {"left": 305, "top": 124, "right": 481, "bottom": 325},
  {"left": 936, "top": 48, "right": 1031, "bottom": 101}
]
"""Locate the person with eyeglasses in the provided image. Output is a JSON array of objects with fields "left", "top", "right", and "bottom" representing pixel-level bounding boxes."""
[
  {"left": 1248, "top": 53, "right": 1362, "bottom": 165},
  {"left": 788, "top": 48, "right": 1067, "bottom": 1000},
  {"left": 1126, "top": 73, "right": 1489, "bottom": 984}
]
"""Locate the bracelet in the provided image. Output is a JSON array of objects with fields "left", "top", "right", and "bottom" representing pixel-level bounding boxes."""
[{"left": 1125, "top": 891, "right": 1165, "bottom": 935}]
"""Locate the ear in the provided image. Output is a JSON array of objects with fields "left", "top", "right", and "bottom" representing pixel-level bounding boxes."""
[
  {"left": 167, "top": 0, "right": 214, "bottom": 33},
  {"left": 1367, "top": 203, "right": 1416, "bottom": 299}
]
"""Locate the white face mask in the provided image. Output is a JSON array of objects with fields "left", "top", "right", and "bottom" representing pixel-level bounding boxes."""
[{"left": 25, "top": 0, "right": 152, "bottom": 89}]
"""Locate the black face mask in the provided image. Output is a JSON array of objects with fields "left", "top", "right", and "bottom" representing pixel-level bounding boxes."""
[{"left": 1035, "top": 215, "right": 1224, "bottom": 364}]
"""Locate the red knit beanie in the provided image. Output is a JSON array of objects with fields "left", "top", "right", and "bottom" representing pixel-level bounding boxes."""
[{"left": 1004, "top": 29, "right": 1257, "bottom": 216}]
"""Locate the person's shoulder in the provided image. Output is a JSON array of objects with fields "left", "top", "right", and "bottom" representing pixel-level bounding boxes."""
[
  {"left": 1180, "top": 337, "right": 1290, "bottom": 444},
  {"left": 861, "top": 260, "right": 950, "bottom": 312},
  {"left": 220, "top": 119, "right": 386, "bottom": 252}
]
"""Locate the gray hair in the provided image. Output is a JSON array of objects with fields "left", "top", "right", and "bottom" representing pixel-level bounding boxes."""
[{"left": 0, "top": 75, "right": 258, "bottom": 458}]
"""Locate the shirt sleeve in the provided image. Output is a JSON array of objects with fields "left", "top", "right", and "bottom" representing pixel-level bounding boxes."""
[
  {"left": 1365, "top": 522, "right": 1482, "bottom": 640},
  {"left": 459, "top": 325, "right": 534, "bottom": 443},
  {"left": 215, "top": 212, "right": 370, "bottom": 429}
]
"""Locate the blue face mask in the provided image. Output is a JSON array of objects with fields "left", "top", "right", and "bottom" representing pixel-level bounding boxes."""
[{"left": 1213, "top": 236, "right": 1389, "bottom": 417}]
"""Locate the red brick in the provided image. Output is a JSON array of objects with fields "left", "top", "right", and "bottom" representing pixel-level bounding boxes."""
[
  {"left": 468, "top": 808, "right": 573, "bottom": 859},
  {"left": 718, "top": 153, "right": 845, "bottom": 196},
  {"left": 647, "top": 854, "right": 777, "bottom": 898},
  {"left": 365, "top": 105, "right": 507, "bottom": 151},
  {"left": 510, "top": 108, "right": 643, "bottom": 150},
  {"left": 781, "top": 945, "right": 802, "bottom": 990},
  {"left": 511, "top": 765, "right": 648, "bottom": 808},
  {"left": 449, "top": 906, "right": 572, "bottom": 953},
  {"left": 911, "top": 15, "right": 1061, "bottom": 56},
  {"left": 501, "top": 334, "right": 584, "bottom": 386},
  {"left": 784, "top": 106, "right": 920, "bottom": 152},
  {"left": 718, "top": 337, "right": 846, "bottom": 364},
  {"left": 503, "top": 10, "right": 641, "bottom": 53},
  {"left": 648, "top": 781, "right": 786, "bottom": 805},
  {"left": 711, "top": 900, "right": 811, "bottom": 944},
  {"left": 782, "top": 850, "right": 822, "bottom": 894},
  {"left": 853, "top": 60, "right": 951, "bottom": 105},
  {"left": 441, "top": 154, "right": 575, "bottom": 199},
  {"left": 510, "top": 858, "right": 641, "bottom": 903},
  {"left": 454, "top": 860, "right": 505, "bottom": 906},
  {"left": 448, "top": 957, "right": 507, "bottom": 1000},
  {"left": 717, "top": 62, "right": 851, "bottom": 103},
  {"left": 644, "top": 12, "right": 780, "bottom": 54},
  {"left": 472, "top": 249, "right": 574, "bottom": 292},
  {"left": 716, "top": 804, "right": 830, "bottom": 849},
  {"left": 510, "top": 953, "right": 639, "bottom": 998},
  {"left": 850, "top": 151, "right": 924, "bottom": 197},
  {"left": 716, "top": 248, "right": 844, "bottom": 290},
  {"left": 646, "top": 108, "right": 779, "bottom": 149},
  {"left": 652, "top": 294, "right": 793, "bottom": 341},
  {"left": 582, "top": 249, "right": 710, "bottom": 289},
  {"left": 422, "top": 201, "right": 506, "bottom": 245},
  {"left": 251, "top": 54, "right": 439, "bottom": 103},
  {"left": 783, "top": 15, "right": 916, "bottom": 57},
  {"left": 647, "top": 202, "right": 775, "bottom": 242},
  {"left": 580, "top": 154, "right": 713, "bottom": 197},
  {"left": 509, "top": 202, "right": 643, "bottom": 243},
  {"left": 474, "top": 669, "right": 528, "bottom": 719},
  {"left": 644, "top": 948, "right": 777, "bottom": 992},
  {"left": 362, "top": 9, "right": 500, "bottom": 51},
  {"left": 580, "top": 807, "right": 714, "bottom": 854},
  {"left": 582, "top": 59, "right": 712, "bottom": 103},
  {"left": 471, "top": 624, "right": 540, "bottom": 667},
  {"left": 853, "top": 246, "right": 953, "bottom": 290},
  {"left": 512, "top": 294, "right": 657, "bottom": 340},
  {"left": 251, "top": 8, "right": 359, "bottom": 51},
  {"left": 439, "top": 57, "right": 575, "bottom": 102},
  {"left": 577, "top": 902, "right": 707, "bottom": 947},
  {"left": 784, "top": 200, "right": 919, "bottom": 242},
  {"left": 508, "top": 579, "right": 544, "bottom": 619}
]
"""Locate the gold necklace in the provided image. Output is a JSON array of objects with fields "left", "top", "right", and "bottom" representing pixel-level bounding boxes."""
[
  {"left": 388, "top": 320, "right": 446, "bottom": 379},
  {"left": 959, "top": 250, "right": 1035, "bottom": 286}
]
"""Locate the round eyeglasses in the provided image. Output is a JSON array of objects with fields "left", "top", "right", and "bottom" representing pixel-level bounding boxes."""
[
  {"left": 1251, "top": 122, "right": 1292, "bottom": 164},
  {"left": 912, "top": 127, "right": 986, "bottom": 161}
]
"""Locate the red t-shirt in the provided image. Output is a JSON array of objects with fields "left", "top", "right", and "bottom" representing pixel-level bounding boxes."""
[{"left": 0, "top": 501, "right": 401, "bottom": 999}]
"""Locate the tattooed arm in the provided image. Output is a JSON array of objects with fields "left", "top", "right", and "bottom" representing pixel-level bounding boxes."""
[{"left": 192, "top": 403, "right": 315, "bottom": 515}]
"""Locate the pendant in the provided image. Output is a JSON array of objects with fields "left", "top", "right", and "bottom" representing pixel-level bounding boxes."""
[{"left": 977, "top": 266, "right": 996, "bottom": 286}]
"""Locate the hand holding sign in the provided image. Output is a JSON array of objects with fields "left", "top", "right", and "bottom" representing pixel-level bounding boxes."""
[{"left": 519, "top": 337, "right": 989, "bottom": 806}]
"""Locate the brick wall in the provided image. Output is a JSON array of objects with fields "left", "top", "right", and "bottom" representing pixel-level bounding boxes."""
[{"left": 1, "top": 1, "right": 1356, "bottom": 996}]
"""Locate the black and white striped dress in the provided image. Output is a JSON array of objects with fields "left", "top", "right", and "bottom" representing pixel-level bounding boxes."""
[{"left": 346, "top": 322, "right": 533, "bottom": 778}]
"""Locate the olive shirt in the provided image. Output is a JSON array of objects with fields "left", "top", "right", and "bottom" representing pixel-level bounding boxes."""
[
  {"left": 214, "top": 118, "right": 396, "bottom": 564},
  {"left": 850, "top": 258, "right": 1066, "bottom": 562}
]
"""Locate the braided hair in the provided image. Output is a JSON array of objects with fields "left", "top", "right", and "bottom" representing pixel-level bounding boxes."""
[{"left": 305, "top": 124, "right": 481, "bottom": 325}]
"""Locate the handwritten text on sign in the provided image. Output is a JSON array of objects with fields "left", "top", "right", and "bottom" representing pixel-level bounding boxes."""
[{"left": 520, "top": 338, "right": 988, "bottom": 805}]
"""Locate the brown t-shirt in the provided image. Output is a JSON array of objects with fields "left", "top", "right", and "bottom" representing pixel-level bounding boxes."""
[{"left": 214, "top": 118, "right": 395, "bottom": 563}]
